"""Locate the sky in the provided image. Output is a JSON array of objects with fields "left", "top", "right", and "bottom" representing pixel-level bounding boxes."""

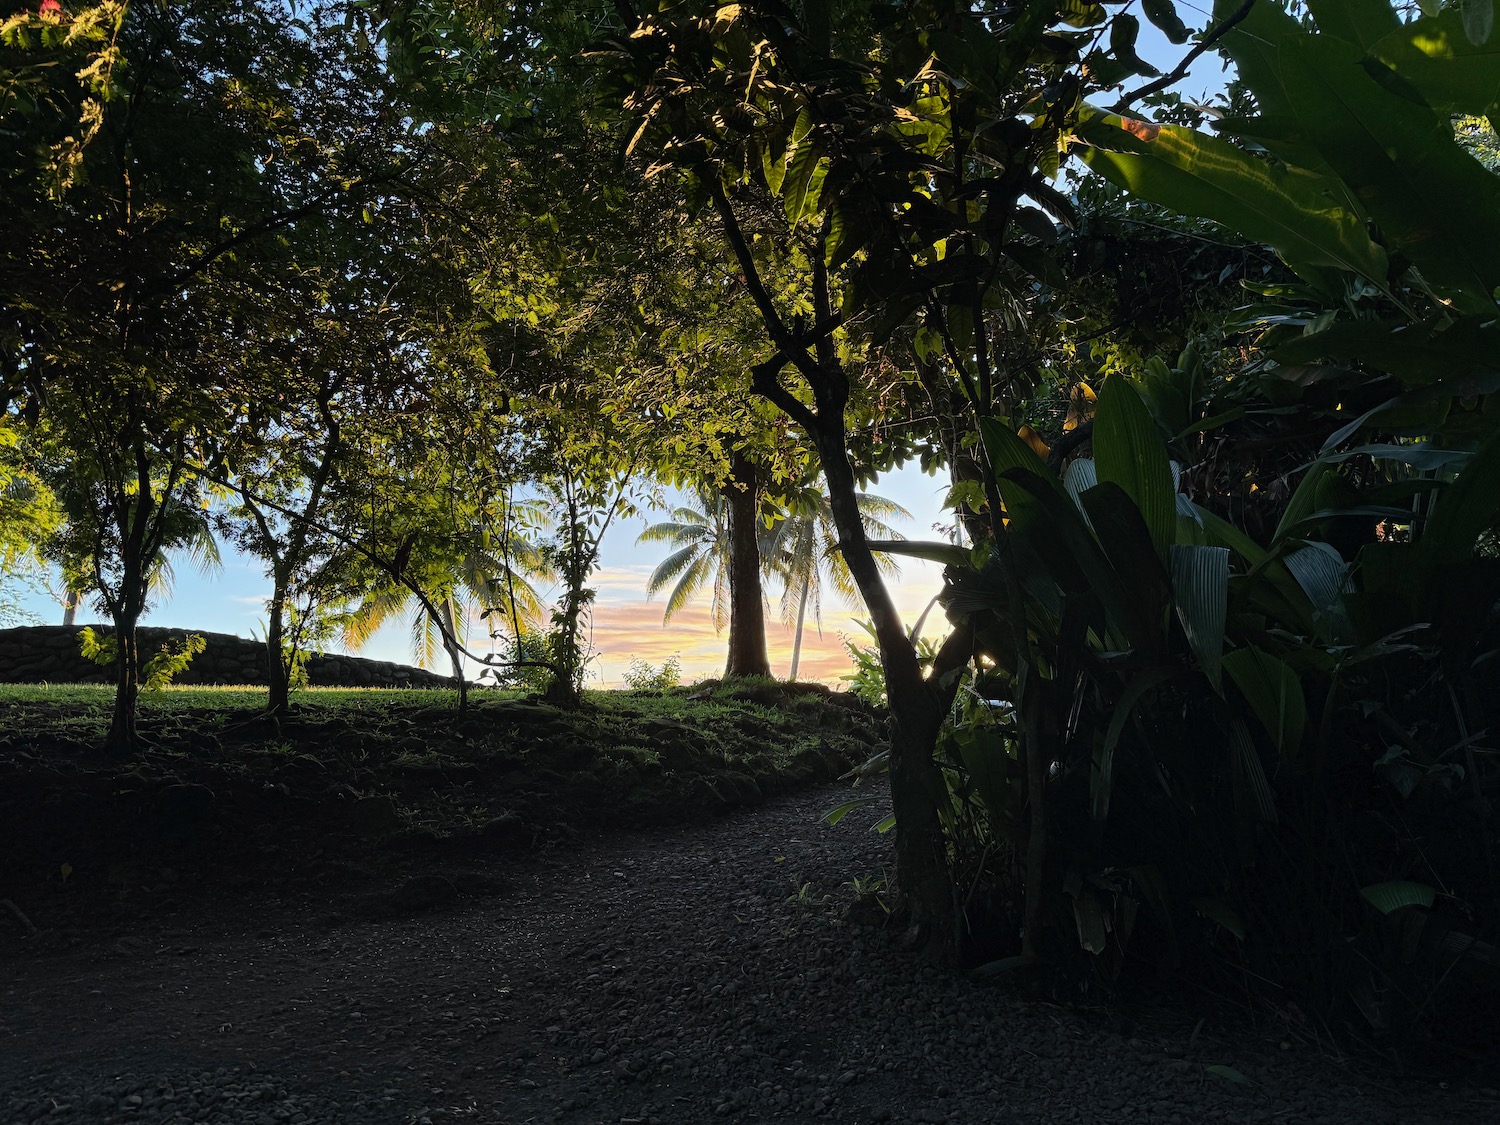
[
  {"left": 6, "top": 464, "right": 956, "bottom": 688},
  {"left": 4, "top": 12, "right": 1228, "bottom": 688}
]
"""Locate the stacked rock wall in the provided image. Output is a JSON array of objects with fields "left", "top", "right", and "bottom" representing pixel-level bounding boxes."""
[{"left": 0, "top": 625, "right": 455, "bottom": 689}]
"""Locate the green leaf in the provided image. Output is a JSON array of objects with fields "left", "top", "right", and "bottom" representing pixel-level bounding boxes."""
[
  {"left": 1210, "top": 0, "right": 1307, "bottom": 122},
  {"left": 781, "top": 108, "right": 818, "bottom": 221},
  {"left": 1076, "top": 108, "right": 1390, "bottom": 296},
  {"left": 1072, "top": 888, "right": 1109, "bottom": 956},
  {"left": 825, "top": 198, "right": 874, "bottom": 272},
  {"left": 972, "top": 952, "right": 1040, "bottom": 976},
  {"left": 979, "top": 415, "right": 1061, "bottom": 526},
  {"left": 1273, "top": 461, "right": 1336, "bottom": 545},
  {"left": 1371, "top": 9, "right": 1500, "bottom": 115},
  {"left": 1224, "top": 646, "right": 1307, "bottom": 755},
  {"left": 1465, "top": 0, "right": 1495, "bottom": 46},
  {"left": 1281, "top": 35, "right": 1500, "bottom": 313},
  {"left": 1078, "top": 481, "right": 1172, "bottom": 649},
  {"left": 1092, "top": 376, "right": 1176, "bottom": 559},
  {"left": 1282, "top": 541, "right": 1352, "bottom": 642},
  {"left": 822, "top": 797, "right": 882, "bottom": 826},
  {"left": 1323, "top": 443, "right": 1477, "bottom": 471},
  {"left": 1169, "top": 545, "right": 1228, "bottom": 689},
  {"left": 1142, "top": 0, "right": 1189, "bottom": 45},
  {"left": 1360, "top": 880, "right": 1437, "bottom": 914},
  {"left": 1191, "top": 897, "right": 1247, "bottom": 941},
  {"left": 1420, "top": 423, "right": 1500, "bottom": 571},
  {"left": 1304, "top": 0, "right": 1399, "bottom": 52},
  {"left": 1093, "top": 669, "right": 1173, "bottom": 822},
  {"left": 1229, "top": 718, "right": 1278, "bottom": 825},
  {"left": 1109, "top": 14, "right": 1159, "bottom": 78},
  {"left": 867, "top": 539, "right": 972, "bottom": 567}
]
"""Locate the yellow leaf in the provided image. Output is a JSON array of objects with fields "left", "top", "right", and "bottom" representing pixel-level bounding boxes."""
[
  {"left": 1017, "top": 425, "right": 1051, "bottom": 460},
  {"left": 1065, "top": 382, "right": 1097, "bottom": 432},
  {"left": 60, "top": 862, "right": 73, "bottom": 883}
]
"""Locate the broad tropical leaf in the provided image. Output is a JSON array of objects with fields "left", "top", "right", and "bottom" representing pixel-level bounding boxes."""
[
  {"left": 1169, "top": 545, "right": 1229, "bottom": 690},
  {"left": 1279, "top": 35, "right": 1500, "bottom": 314},
  {"left": 1092, "top": 376, "right": 1177, "bottom": 559},
  {"left": 1360, "top": 880, "right": 1437, "bottom": 914},
  {"left": 1224, "top": 646, "right": 1307, "bottom": 755},
  {"left": 1075, "top": 108, "right": 1390, "bottom": 295}
]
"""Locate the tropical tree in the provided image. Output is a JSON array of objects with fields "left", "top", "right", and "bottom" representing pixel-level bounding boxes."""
[
  {"left": 637, "top": 465, "right": 786, "bottom": 678},
  {"left": 596, "top": 0, "right": 1172, "bottom": 947},
  {"left": 2, "top": 0, "right": 400, "bottom": 750},
  {"left": 763, "top": 486, "right": 909, "bottom": 681},
  {"left": 336, "top": 500, "right": 552, "bottom": 686},
  {"left": 638, "top": 488, "right": 736, "bottom": 631}
]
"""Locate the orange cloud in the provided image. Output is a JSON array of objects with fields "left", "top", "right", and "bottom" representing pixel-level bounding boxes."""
[{"left": 583, "top": 559, "right": 952, "bottom": 688}]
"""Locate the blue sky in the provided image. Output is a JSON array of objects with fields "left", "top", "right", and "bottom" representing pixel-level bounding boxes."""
[
  {"left": 7, "top": 11, "right": 1228, "bottom": 686},
  {"left": 7, "top": 461, "right": 956, "bottom": 687}
]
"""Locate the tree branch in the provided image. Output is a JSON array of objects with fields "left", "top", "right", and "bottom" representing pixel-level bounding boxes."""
[
  {"left": 1045, "top": 419, "right": 1094, "bottom": 472},
  {"left": 751, "top": 354, "right": 817, "bottom": 432},
  {"left": 1110, "top": 1, "right": 1257, "bottom": 115}
]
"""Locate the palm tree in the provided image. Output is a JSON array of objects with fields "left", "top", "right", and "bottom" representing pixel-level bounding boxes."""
[
  {"left": 763, "top": 486, "right": 909, "bottom": 681},
  {"left": 637, "top": 488, "right": 737, "bottom": 629},
  {"left": 337, "top": 507, "right": 552, "bottom": 688}
]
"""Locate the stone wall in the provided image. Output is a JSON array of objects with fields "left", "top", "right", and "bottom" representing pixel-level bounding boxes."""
[{"left": 0, "top": 625, "right": 457, "bottom": 689}]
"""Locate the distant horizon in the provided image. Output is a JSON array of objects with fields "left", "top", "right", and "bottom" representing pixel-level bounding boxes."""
[{"left": 4, "top": 462, "right": 955, "bottom": 689}]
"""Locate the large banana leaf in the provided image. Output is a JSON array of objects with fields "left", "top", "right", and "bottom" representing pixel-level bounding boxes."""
[
  {"left": 1075, "top": 108, "right": 1390, "bottom": 292},
  {"left": 1299, "top": 0, "right": 1400, "bottom": 51},
  {"left": 1209, "top": 0, "right": 1302, "bottom": 119},
  {"left": 1280, "top": 35, "right": 1500, "bottom": 315},
  {"left": 1092, "top": 376, "right": 1177, "bottom": 560},
  {"left": 1370, "top": 9, "right": 1500, "bottom": 115}
]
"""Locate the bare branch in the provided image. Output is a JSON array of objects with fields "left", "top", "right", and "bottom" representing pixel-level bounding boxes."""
[{"left": 1110, "top": 1, "right": 1256, "bottom": 115}]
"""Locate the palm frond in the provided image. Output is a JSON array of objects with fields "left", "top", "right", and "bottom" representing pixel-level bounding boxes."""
[{"left": 664, "top": 554, "right": 715, "bottom": 624}]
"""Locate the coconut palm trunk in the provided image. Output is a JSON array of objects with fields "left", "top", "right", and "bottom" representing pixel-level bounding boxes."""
[
  {"left": 787, "top": 575, "right": 810, "bottom": 681},
  {"left": 722, "top": 450, "right": 771, "bottom": 678}
]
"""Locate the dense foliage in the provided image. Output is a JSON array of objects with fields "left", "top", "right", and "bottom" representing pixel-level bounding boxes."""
[{"left": 2, "top": 0, "right": 1497, "bottom": 1046}]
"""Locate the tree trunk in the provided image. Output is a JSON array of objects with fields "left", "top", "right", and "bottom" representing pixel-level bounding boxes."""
[
  {"left": 544, "top": 509, "right": 587, "bottom": 711},
  {"left": 62, "top": 589, "right": 80, "bottom": 627},
  {"left": 105, "top": 615, "right": 141, "bottom": 756},
  {"left": 543, "top": 594, "right": 582, "bottom": 709},
  {"left": 723, "top": 449, "right": 771, "bottom": 678},
  {"left": 265, "top": 579, "right": 291, "bottom": 716},
  {"left": 788, "top": 578, "right": 809, "bottom": 681},
  {"left": 440, "top": 596, "right": 469, "bottom": 713},
  {"left": 813, "top": 419, "right": 956, "bottom": 952}
]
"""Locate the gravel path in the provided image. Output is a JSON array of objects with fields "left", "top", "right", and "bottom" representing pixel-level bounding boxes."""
[{"left": 2, "top": 780, "right": 1493, "bottom": 1125}]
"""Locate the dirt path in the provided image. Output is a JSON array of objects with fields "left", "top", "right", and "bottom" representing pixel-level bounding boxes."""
[{"left": 2, "top": 780, "right": 1493, "bottom": 1125}]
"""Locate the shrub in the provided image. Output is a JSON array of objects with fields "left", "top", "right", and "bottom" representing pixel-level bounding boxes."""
[{"left": 623, "top": 654, "right": 681, "bottom": 692}]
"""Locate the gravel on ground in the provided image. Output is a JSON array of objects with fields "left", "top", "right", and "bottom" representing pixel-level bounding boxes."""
[{"left": 3, "top": 780, "right": 1494, "bottom": 1125}]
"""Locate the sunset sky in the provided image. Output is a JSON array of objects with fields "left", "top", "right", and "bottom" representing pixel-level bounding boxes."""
[{"left": 9, "top": 463, "right": 955, "bottom": 688}]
